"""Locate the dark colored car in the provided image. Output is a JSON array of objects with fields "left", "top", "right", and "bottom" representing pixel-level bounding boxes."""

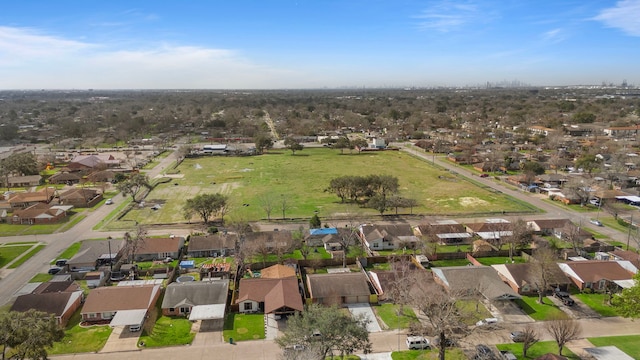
[
  {"left": 48, "top": 267, "right": 62, "bottom": 275},
  {"left": 510, "top": 331, "right": 525, "bottom": 342},
  {"left": 474, "top": 344, "right": 495, "bottom": 360},
  {"left": 554, "top": 289, "right": 571, "bottom": 299},
  {"left": 55, "top": 259, "right": 68, "bottom": 267},
  {"left": 480, "top": 173, "right": 489, "bottom": 177},
  {"left": 562, "top": 297, "right": 575, "bottom": 306}
]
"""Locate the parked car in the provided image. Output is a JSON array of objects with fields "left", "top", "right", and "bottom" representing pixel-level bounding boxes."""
[
  {"left": 474, "top": 344, "right": 495, "bottom": 360},
  {"left": 500, "top": 350, "right": 517, "bottom": 360},
  {"left": 589, "top": 219, "right": 603, "bottom": 226},
  {"left": 55, "top": 259, "right": 68, "bottom": 267},
  {"left": 406, "top": 336, "right": 430, "bottom": 350},
  {"left": 105, "top": 199, "right": 113, "bottom": 205},
  {"left": 476, "top": 317, "right": 498, "bottom": 326},
  {"left": 48, "top": 267, "right": 62, "bottom": 275},
  {"left": 554, "top": 289, "right": 575, "bottom": 306},
  {"left": 480, "top": 173, "right": 489, "bottom": 178},
  {"left": 510, "top": 331, "right": 525, "bottom": 342}
]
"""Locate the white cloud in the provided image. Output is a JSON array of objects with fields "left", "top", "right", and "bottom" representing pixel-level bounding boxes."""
[
  {"left": 594, "top": 0, "right": 640, "bottom": 36},
  {"left": 542, "top": 28, "right": 567, "bottom": 43},
  {"left": 414, "top": 1, "right": 487, "bottom": 32},
  {"left": 0, "top": 26, "right": 310, "bottom": 89},
  {"left": 0, "top": 26, "right": 93, "bottom": 62}
]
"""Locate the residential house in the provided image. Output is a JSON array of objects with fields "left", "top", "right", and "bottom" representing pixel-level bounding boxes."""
[
  {"left": 491, "top": 263, "right": 571, "bottom": 295},
  {"left": 465, "top": 219, "right": 513, "bottom": 242},
  {"left": 68, "top": 154, "right": 120, "bottom": 171},
  {"left": 260, "top": 264, "right": 297, "bottom": 279},
  {"left": 58, "top": 188, "right": 103, "bottom": 208},
  {"left": 243, "top": 230, "right": 294, "bottom": 253},
  {"left": 7, "top": 188, "right": 56, "bottom": 209},
  {"left": 10, "top": 290, "right": 83, "bottom": 326},
  {"left": 162, "top": 280, "right": 229, "bottom": 324},
  {"left": 48, "top": 172, "right": 82, "bottom": 185},
  {"left": 67, "top": 239, "right": 126, "bottom": 272},
  {"left": 610, "top": 250, "right": 640, "bottom": 269},
  {"left": 87, "top": 170, "right": 117, "bottom": 183},
  {"left": 133, "top": 237, "right": 185, "bottom": 262},
  {"left": 537, "top": 174, "right": 568, "bottom": 188},
  {"left": 369, "top": 268, "right": 441, "bottom": 302},
  {"left": 306, "top": 272, "right": 374, "bottom": 305},
  {"left": 305, "top": 228, "right": 354, "bottom": 251},
  {"left": 527, "top": 219, "right": 571, "bottom": 237},
  {"left": 187, "top": 233, "right": 238, "bottom": 258},
  {"left": 414, "top": 220, "right": 472, "bottom": 245},
  {"left": 431, "top": 266, "right": 521, "bottom": 301},
  {"left": 7, "top": 175, "right": 42, "bottom": 187},
  {"left": 11, "top": 203, "right": 73, "bottom": 224},
  {"left": 604, "top": 125, "right": 640, "bottom": 139},
  {"left": 359, "top": 224, "right": 419, "bottom": 251},
  {"left": 236, "top": 277, "right": 303, "bottom": 315},
  {"left": 557, "top": 260, "right": 637, "bottom": 291},
  {"left": 81, "top": 284, "right": 161, "bottom": 330}
]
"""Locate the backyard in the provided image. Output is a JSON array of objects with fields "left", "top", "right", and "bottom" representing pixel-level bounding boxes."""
[{"left": 116, "top": 148, "right": 536, "bottom": 225}]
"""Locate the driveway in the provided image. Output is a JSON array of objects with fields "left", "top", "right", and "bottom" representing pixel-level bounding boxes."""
[
  {"left": 100, "top": 326, "right": 141, "bottom": 353},
  {"left": 346, "top": 303, "right": 382, "bottom": 332},
  {"left": 358, "top": 352, "right": 393, "bottom": 360}
]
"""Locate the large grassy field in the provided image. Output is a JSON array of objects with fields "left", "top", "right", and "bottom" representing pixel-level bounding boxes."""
[{"left": 120, "top": 148, "right": 537, "bottom": 224}]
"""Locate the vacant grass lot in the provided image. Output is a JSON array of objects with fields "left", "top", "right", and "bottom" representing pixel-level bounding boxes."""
[
  {"left": 8, "top": 244, "right": 45, "bottom": 269},
  {"left": 496, "top": 341, "right": 579, "bottom": 359},
  {"left": 121, "top": 148, "right": 536, "bottom": 224},
  {"left": 223, "top": 313, "right": 265, "bottom": 342},
  {"left": 588, "top": 335, "right": 640, "bottom": 359},
  {"left": 0, "top": 244, "right": 34, "bottom": 267},
  {"left": 514, "top": 296, "right": 568, "bottom": 321},
  {"left": 573, "top": 293, "right": 619, "bottom": 317}
]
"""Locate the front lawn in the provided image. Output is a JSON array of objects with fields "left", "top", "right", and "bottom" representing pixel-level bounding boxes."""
[
  {"left": 374, "top": 304, "right": 419, "bottom": 329},
  {"left": 138, "top": 315, "right": 195, "bottom": 347},
  {"left": 456, "top": 300, "right": 492, "bottom": 326},
  {"left": 429, "top": 259, "right": 470, "bottom": 267},
  {"left": 588, "top": 335, "right": 640, "bottom": 359},
  {"left": 391, "top": 349, "right": 466, "bottom": 360},
  {"left": 223, "top": 313, "right": 265, "bottom": 342},
  {"left": 52, "top": 242, "right": 83, "bottom": 264},
  {"left": 497, "top": 341, "right": 579, "bottom": 359},
  {"left": 514, "top": 296, "right": 568, "bottom": 321},
  {"left": 9, "top": 244, "right": 45, "bottom": 268},
  {"left": 29, "top": 273, "right": 53, "bottom": 283},
  {"left": 573, "top": 293, "right": 619, "bottom": 317},
  {"left": 0, "top": 245, "right": 34, "bottom": 267},
  {"left": 49, "top": 311, "right": 112, "bottom": 354}
]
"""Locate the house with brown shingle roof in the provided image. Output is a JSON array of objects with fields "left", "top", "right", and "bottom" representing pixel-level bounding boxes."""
[
  {"left": 58, "top": 188, "right": 102, "bottom": 208},
  {"left": 133, "top": 237, "right": 185, "bottom": 262},
  {"left": 492, "top": 263, "right": 571, "bottom": 295},
  {"left": 558, "top": 260, "right": 637, "bottom": 291},
  {"left": 260, "top": 264, "right": 296, "bottom": 279},
  {"left": 306, "top": 272, "right": 374, "bottom": 305},
  {"left": 11, "top": 203, "right": 72, "bottom": 224},
  {"left": 187, "top": 233, "right": 237, "bottom": 258},
  {"left": 7, "top": 188, "right": 56, "bottom": 209},
  {"left": 465, "top": 219, "right": 513, "bottom": 241},
  {"left": 81, "top": 284, "right": 161, "bottom": 325},
  {"left": 11, "top": 290, "right": 83, "bottom": 326},
  {"left": 527, "top": 219, "right": 571, "bottom": 236},
  {"left": 48, "top": 172, "right": 82, "bottom": 185},
  {"left": 236, "top": 277, "right": 303, "bottom": 315},
  {"left": 87, "top": 170, "right": 117, "bottom": 183},
  {"left": 415, "top": 220, "right": 472, "bottom": 245},
  {"left": 68, "top": 154, "right": 120, "bottom": 170},
  {"left": 359, "top": 224, "right": 419, "bottom": 251},
  {"left": 7, "top": 175, "right": 42, "bottom": 187}
]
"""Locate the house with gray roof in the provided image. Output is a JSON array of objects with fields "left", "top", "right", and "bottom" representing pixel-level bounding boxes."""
[
  {"left": 161, "top": 280, "right": 229, "bottom": 321},
  {"left": 432, "top": 265, "right": 520, "bottom": 301},
  {"left": 68, "top": 239, "right": 126, "bottom": 271}
]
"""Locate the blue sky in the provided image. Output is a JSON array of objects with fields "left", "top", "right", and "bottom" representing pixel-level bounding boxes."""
[{"left": 0, "top": 0, "right": 639, "bottom": 89}]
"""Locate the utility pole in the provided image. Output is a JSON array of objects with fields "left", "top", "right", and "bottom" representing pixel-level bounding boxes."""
[{"left": 627, "top": 214, "right": 634, "bottom": 251}]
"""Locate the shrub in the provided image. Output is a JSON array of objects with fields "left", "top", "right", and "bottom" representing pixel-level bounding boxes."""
[{"left": 208, "top": 226, "right": 219, "bottom": 234}]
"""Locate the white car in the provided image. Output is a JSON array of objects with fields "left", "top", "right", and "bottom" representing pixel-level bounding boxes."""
[
  {"left": 476, "top": 317, "right": 498, "bottom": 326},
  {"left": 589, "top": 219, "right": 603, "bottom": 226},
  {"left": 406, "top": 336, "right": 430, "bottom": 350},
  {"left": 105, "top": 199, "right": 113, "bottom": 205}
]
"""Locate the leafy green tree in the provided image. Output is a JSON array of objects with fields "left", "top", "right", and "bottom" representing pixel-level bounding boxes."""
[
  {"left": 0, "top": 310, "right": 64, "bottom": 360},
  {"left": 254, "top": 134, "right": 273, "bottom": 154},
  {"left": 521, "top": 161, "right": 545, "bottom": 175},
  {"left": 116, "top": 173, "right": 151, "bottom": 203},
  {"left": 284, "top": 137, "right": 304, "bottom": 155},
  {"left": 276, "top": 304, "right": 371, "bottom": 360},
  {"left": 572, "top": 111, "right": 596, "bottom": 123},
  {"left": 326, "top": 176, "right": 352, "bottom": 203},
  {"left": 333, "top": 136, "right": 351, "bottom": 154},
  {"left": 0, "top": 152, "right": 40, "bottom": 189},
  {"left": 183, "top": 193, "right": 228, "bottom": 224},
  {"left": 309, "top": 213, "right": 321, "bottom": 228},
  {"left": 367, "top": 194, "right": 390, "bottom": 215},
  {"left": 351, "top": 138, "right": 368, "bottom": 153},
  {"left": 613, "top": 272, "right": 640, "bottom": 318},
  {"left": 575, "top": 154, "right": 599, "bottom": 175}
]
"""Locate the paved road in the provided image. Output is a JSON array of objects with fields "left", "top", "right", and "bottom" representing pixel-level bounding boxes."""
[
  {"left": 0, "top": 149, "right": 179, "bottom": 306},
  {"left": 399, "top": 145, "right": 632, "bottom": 245}
]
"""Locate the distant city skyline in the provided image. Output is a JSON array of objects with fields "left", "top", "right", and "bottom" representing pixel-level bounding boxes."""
[{"left": 1, "top": 1, "right": 639, "bottom": 89}]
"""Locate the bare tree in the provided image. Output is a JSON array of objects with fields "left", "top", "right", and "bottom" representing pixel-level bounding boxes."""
[
  {"left": 520, "top": 325, "right": 539, "bottom": 358},
  {"left": 280, "top": 194, "right": 289, "bottom": 220},
  {"left": 123, "top": 225, "right": 148, "bottom": 263},
  {"left": 258, "top": 193, "right": 275, "bottom": 221},
  {"left": 529, "top": 247, "right": 558, "bottom": 304},
  {"left": 503, "top": 218, "right": 533, "bottom": 262},
  {"left": 386, "top": 256, "right": 416, "bottom": 324},
  {"left": 413, "top": 289, "right": 470, "bottom": 360},
  {"left": 545, "top": 316, "right": 581, "bottom": 356}
]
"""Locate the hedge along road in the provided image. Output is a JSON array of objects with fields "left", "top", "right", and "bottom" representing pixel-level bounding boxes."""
[
  {"left": 0, "top": 148, "right": 180, "bottom": 307},
  {"left": 398, "top": 144, "right": 631, "bottom": 244}
]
